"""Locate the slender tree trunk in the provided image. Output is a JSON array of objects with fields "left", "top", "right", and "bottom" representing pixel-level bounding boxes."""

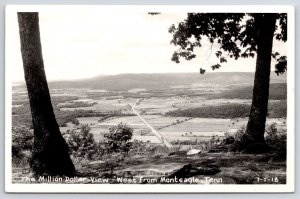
[
  {"left": 245, "top": 14, "right": 277, "bottom": 144},
  {"left": 18, "top": 12, "right": 75, "bottom": 176}
]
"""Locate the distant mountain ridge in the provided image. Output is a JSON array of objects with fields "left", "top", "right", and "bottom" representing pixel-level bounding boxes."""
[{"left": 44, "top": 72, "right": 287, "bottom": 91}]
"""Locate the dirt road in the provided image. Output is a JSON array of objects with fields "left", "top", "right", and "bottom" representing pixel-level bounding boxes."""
[{"left": 131, "top": 100, "right": 172, "bottom": 148}]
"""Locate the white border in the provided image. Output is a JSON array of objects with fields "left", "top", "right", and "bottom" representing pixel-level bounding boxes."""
[{"left": 5, "top": 5, "right": 295, "bottom": 193}]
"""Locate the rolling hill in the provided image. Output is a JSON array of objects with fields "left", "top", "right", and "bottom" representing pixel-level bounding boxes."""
[{"left": 43, "top": 72, "right": 286, "bottom": 91}]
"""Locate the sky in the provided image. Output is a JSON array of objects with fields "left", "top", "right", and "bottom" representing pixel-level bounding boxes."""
[{"left": 6, "top": 7, "right": 287, "bottom": 81}]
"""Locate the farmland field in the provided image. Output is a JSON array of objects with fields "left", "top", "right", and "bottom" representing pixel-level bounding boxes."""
[
  {"left": 11, "top": 72, "right": 288, "bottom": 185},
  {"left": 12, "top": 73, "right": 287, "bottom": 145}
]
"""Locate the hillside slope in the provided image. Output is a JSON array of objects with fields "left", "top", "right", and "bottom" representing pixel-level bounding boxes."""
[{"left": 44, "top": 72, "right": 286, "bottom": 91}]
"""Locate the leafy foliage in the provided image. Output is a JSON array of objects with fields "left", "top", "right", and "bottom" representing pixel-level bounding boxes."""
[
  {"left": 103, "top": 123, "right": 133, "bottom": 154},
  {"left": 275, "top": 56, "right": 287, "bottom": 75},
  {"left": 169, "top": 13, "right": 287, "bottom": 74},
  {"left": 63, "top": 125, "right": 99, "bottom": 161},
  {"left": 12, "top": 127, "right": 33, "bottom": 166},
  {"left": 12, "top": 127, "right": 33, "bottom": 151},
  {"left": 231, "top": 122, "right": 286, "bottom": 155},
  {"left": 265, "top": 123, "right": 286, "bottom": 154},
  {"left": 199, "top": 68, "right": 206, "bottom": 74}
]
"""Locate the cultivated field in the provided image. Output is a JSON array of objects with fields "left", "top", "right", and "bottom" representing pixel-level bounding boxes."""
[
  {"left": 12, "top": 72, "right": 287, "bottom": 146},
  {"left": 11, "top": 73, "right": 288, "bottom": 184}
]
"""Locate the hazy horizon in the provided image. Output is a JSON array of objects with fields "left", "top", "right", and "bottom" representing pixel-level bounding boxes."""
[{"left": 12, "top": 71, "right": 286, "bottom": 84}]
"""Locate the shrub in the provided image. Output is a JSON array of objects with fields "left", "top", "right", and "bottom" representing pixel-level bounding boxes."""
[
  {"left": 265, "top": 123, "right": 286, "bottom": 157},
  {"left": 12, "top": 127, "right": 33, "bottom": 166},
  {"left": 231, "top": 123, "right": 286, "bottom": 155},
  {"left": 234, "top": 125, "right": 247, "bottom": 141},
  {"left": 231, "top": 126, "right": 263, "bottom": 152},
  {"left": 234, "top": 122, "right": 287, "bottom": 152},
  {"left": 103, "top": 123, "right": 133, "bottom": 154},
  {"left": 12, "top": 127, "right": 33, "bottom": 150},
  {"left": 63, "top": 125, "right": 98, "bottom": 161},
  {"left": 128, "top": 140, "right": 151, "bottom": 156}
]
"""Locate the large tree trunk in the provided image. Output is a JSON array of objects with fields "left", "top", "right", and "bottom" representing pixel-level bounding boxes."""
[
  {"left": 18, "top": 12, "right": 75, "bottom": 176},
  {"left": 245, "top": 14, "right": 277, "bottom": 144}
]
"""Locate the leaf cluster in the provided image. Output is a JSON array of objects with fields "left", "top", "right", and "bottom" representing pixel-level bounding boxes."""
[
  {"left": 169, "top": 13, "right": 287, "bottom": 74},
  {"left": 103, "top": 123, "right": 133, "bottom": 153},
  {"left": 63, "top": 125, "right": 98, "bottom": 160}
]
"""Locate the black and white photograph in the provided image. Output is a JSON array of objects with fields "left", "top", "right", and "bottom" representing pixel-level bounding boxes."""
[{"left": 5, "top": 5, "right": 295, "bottom": 193}]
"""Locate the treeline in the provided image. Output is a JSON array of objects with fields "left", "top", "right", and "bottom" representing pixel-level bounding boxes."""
[
  {"left": 58, "top": 101, "right": 97, "bottom": 109},
  {"left": 166, "top": 101, "right": 286, "bottom": 118},
  {"left": 210, "top": 83, "right": 286, "bottom": 100}
]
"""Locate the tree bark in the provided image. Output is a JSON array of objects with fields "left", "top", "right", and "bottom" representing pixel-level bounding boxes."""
[
  {"left": 18, "top": 12, "right": 75, "bottom": 176},
  {"left": 245, "top": 14, "right": 277, "bottom": 144}
]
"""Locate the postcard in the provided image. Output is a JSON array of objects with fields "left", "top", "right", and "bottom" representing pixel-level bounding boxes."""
[{"left": 5, "top": 5, "right": 295, "bottom": 193}]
